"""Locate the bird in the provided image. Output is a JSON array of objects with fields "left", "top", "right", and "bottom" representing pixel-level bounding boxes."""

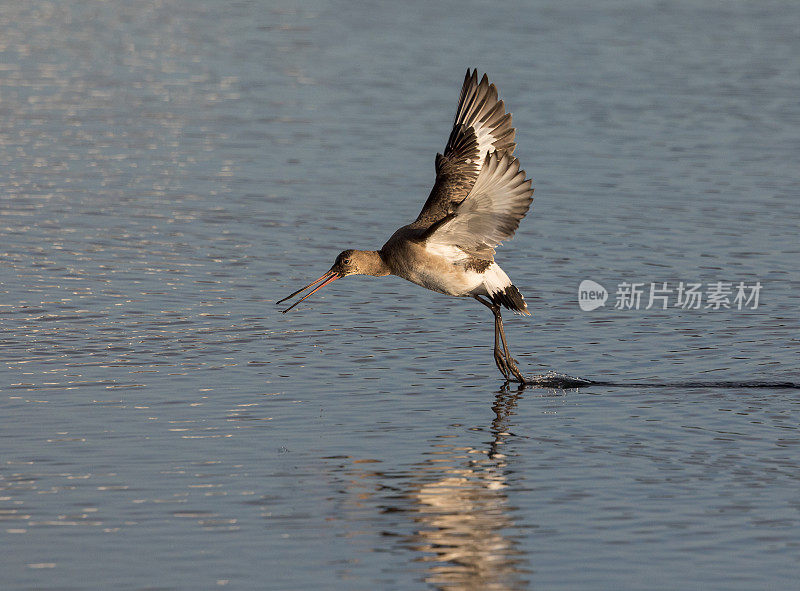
[{"left": 277, "top": 69, "right": 534, "bottom": 383}]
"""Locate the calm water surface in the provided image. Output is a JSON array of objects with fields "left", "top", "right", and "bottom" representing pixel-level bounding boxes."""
[{"left": 1, "top": 1, "right": 799, "bottom": 589}]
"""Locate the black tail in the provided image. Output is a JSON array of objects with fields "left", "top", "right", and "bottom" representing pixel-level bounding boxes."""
[{"left": 489, "top": 285, "right": 530, "bottom": 315}]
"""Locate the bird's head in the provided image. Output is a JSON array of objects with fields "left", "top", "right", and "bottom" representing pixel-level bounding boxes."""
[
  {"left": 331, "top": 249, "right": 377, "bottom": 277},
  {"left": 277, "top": 249, "right": 388, "bottom": 313}
]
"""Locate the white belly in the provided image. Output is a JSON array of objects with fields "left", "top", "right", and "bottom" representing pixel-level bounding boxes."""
[
  {"left": 384, "top": 241, "right": 484, "bottom": 297},
  {"left": 406, "top": 265, "right": 484, "bottom": 297},
  {"left": 384, "top": 239, "right": 511, "bottom": 298}
]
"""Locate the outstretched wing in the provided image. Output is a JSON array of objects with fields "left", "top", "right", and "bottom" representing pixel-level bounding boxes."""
[
  {"left": 413, "top": 69, "right": 517, "bottom": 228},
  {"left": 425, "top": 151, "right": 533, "bottom": 260}
]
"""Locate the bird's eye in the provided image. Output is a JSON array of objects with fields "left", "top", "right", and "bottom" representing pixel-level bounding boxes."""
[{"left": 343, "top": 258, "right": 351, "bottom": 265}]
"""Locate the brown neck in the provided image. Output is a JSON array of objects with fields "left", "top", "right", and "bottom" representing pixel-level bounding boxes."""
[{"left": 353, "top": 250, "right": 391, "bottom": 276}]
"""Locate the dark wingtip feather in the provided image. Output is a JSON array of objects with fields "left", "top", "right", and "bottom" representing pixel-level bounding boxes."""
[{"left": 489, "top": 284, "right": 530, "bottom": 315}]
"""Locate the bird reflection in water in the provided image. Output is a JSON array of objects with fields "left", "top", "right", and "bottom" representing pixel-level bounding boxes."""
[
  {"left": 407, "top": 385, "right": 530, "bottom": 590},
  {"left": 334, "top": 385, "right": 532, "bottom": 590}
]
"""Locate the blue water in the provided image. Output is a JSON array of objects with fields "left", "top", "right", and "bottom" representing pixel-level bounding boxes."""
[{"left": 1, "top": 1, "right": 798, "bottom": 589}]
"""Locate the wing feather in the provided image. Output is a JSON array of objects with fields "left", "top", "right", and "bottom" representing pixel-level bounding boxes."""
[
  {"left": 426, "top": 151, "right": 534, "bottom": 260},
  {"left": 414, "top": 69, "right": 517, "bottom": 228}
]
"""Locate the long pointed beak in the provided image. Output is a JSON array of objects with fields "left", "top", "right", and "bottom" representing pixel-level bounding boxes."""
[{"left": 277, "top": 270, "right": 340, "bottom": 313}]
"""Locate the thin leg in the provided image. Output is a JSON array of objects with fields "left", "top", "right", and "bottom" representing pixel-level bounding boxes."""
[
  {"left": 474, "top": 296, "right": 526, "bottom": 383},
  {"left": 493, "top": 311, "right": 510, "bottom": 379},
  {"left": 475, "top": 296, "right": 509, "bottom": 379},
  {"left": 496, "top": 312, "right": 526, "bottom": 383}
]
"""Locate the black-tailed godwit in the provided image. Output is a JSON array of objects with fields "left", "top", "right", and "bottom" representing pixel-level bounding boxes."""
[{"left": 278, "top": 69, "right": 534, "bottom": 382}]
